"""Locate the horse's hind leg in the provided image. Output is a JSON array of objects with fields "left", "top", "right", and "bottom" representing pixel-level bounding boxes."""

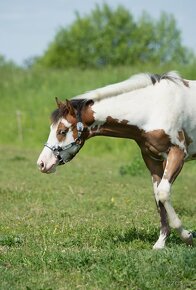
[
  {"left": 142, "top": 154, "right": 170, "bottom": 249},
  {"left": 157, "top": 146, "right": 193, "bottom": 246}
]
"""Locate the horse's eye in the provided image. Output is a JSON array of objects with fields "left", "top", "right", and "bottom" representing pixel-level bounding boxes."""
[{"left": 58, "top": 130, "right": 68, "bottom": 136}]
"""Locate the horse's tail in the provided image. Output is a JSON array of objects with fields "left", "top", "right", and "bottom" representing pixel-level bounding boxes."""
[{"left": 73, "top": 73, "right": 153, "bottom": 101}]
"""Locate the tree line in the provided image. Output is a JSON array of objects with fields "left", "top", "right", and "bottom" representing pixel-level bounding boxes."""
[
  {"left": 0, "top": 4, "right": 194, "bottom": 69},
  {"left": 36, "top": 4, "right": 194, "bottom": 68}
]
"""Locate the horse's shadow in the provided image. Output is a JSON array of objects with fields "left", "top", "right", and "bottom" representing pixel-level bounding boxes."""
[
  {"left": 109, "top": 227, "right": 196, "bottom": 246},
  {"left": 113, "top": 228, "right": 158, "bottom": 244}
]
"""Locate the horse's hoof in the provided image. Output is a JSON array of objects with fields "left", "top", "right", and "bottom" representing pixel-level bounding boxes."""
[{"left": 185, "top": 233, "right": 194, "bottom": 246}]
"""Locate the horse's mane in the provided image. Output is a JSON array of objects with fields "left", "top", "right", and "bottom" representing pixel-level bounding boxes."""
[{"left": 150, "top": 71, "right": 187, "bottom": 86}]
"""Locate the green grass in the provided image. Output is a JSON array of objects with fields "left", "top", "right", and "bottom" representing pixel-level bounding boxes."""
[
  {"left": 0, "top": 65, "right": 196, "bottom": 289},
  {"left": 0, "top": 146, "right": 196, "bottom": 289}
]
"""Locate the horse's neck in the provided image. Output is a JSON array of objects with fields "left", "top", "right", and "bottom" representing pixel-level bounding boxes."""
[{"left": 90, "top": 119, "right": 143, "bottom": 142}]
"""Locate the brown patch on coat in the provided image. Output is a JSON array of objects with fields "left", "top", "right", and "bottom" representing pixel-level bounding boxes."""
[
  {"left": 141, "top": 129, "right": 171, "bottom": 160},
  {"left": 178, "top": 130, "right": 185, "bottom": 143},
  {"left": 177, "top": 129, "right": 193, "bottom": 152},
  {"left": 183, "top": 130, "right": 193, "bottom": 146},
  {"left": 182, "top": 80, "right": 189, "bottom": 87},
  {"left": 93, "top": 116, "right": 142, "bottom": 140}
]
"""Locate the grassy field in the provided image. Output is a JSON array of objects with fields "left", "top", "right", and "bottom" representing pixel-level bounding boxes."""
[
  {"left": 0, "top": 146, "right": 196, "bottom": 289},
  {"left": 0, "top": 65, "right": 196, "bottom": 289}
]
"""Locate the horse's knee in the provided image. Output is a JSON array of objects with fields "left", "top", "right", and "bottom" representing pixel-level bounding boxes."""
[
  {"left": 158, "top": 191, "right": 169, "bottom": 203},
  {"left": 157, "top": 179, "right": 171, "bottom": 203}
]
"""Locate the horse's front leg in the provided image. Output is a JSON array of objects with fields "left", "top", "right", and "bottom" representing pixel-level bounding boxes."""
[
  {"left": 142, "top": 154, "right": 170, "bottom": 249},
  {"left": 157, "top": 146, "right": 193, "bottom": 245},
  {"left": 153, "top": 181, "right": 170, "bottom": 249}
]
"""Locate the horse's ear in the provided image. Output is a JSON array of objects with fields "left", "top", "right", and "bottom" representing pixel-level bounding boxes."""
[
  {"left": 65, "top": 99, "right": 75, "bottom": 116},
  {"left": 85, "top": 99, "right": 94, "bottom": 107},
  {"left": 55, "top": 97, "right": 64, "bottom": 109}
]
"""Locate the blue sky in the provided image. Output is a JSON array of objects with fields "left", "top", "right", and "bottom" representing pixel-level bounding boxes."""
[{"left": 0, "top": 0, "right": 195, "bottom": 65}]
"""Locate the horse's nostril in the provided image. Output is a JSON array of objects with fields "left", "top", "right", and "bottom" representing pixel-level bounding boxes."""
[{"left": 39, "top": 161, "right": 45, "bottom": 171}]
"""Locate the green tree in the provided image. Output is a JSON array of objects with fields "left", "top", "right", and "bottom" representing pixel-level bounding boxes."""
[{"left": 37, "top": 4, "right": 193, "bottom": 68}]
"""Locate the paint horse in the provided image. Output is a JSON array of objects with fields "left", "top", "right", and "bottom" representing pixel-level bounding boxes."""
[{"left": 37, "top": 71, "right": 196, "bottom": 249}]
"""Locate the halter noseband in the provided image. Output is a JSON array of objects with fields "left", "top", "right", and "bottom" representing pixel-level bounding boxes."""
[{"left": 44, "top": 109, "right": 85, "bottom": 165}]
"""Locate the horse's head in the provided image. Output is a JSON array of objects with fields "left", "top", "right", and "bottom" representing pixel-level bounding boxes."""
[{"left": 37, "top": 98, "right": 91, "bottom": 173}]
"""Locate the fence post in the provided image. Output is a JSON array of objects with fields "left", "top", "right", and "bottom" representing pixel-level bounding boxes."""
[{"left": 16, "top": 110, "right": 23, "bottom": 142}]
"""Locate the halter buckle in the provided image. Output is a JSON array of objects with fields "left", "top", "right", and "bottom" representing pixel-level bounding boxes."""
[{"left": 77, "top": 122, "right": 84, "bottom": 132}]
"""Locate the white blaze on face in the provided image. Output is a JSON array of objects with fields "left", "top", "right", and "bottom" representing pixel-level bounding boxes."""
[
  {"left": 37, "top": 123, "right": 59, "bottom": 173},
  {"left": 37, "top": 118, "right": 74, "bottom": 173}
]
